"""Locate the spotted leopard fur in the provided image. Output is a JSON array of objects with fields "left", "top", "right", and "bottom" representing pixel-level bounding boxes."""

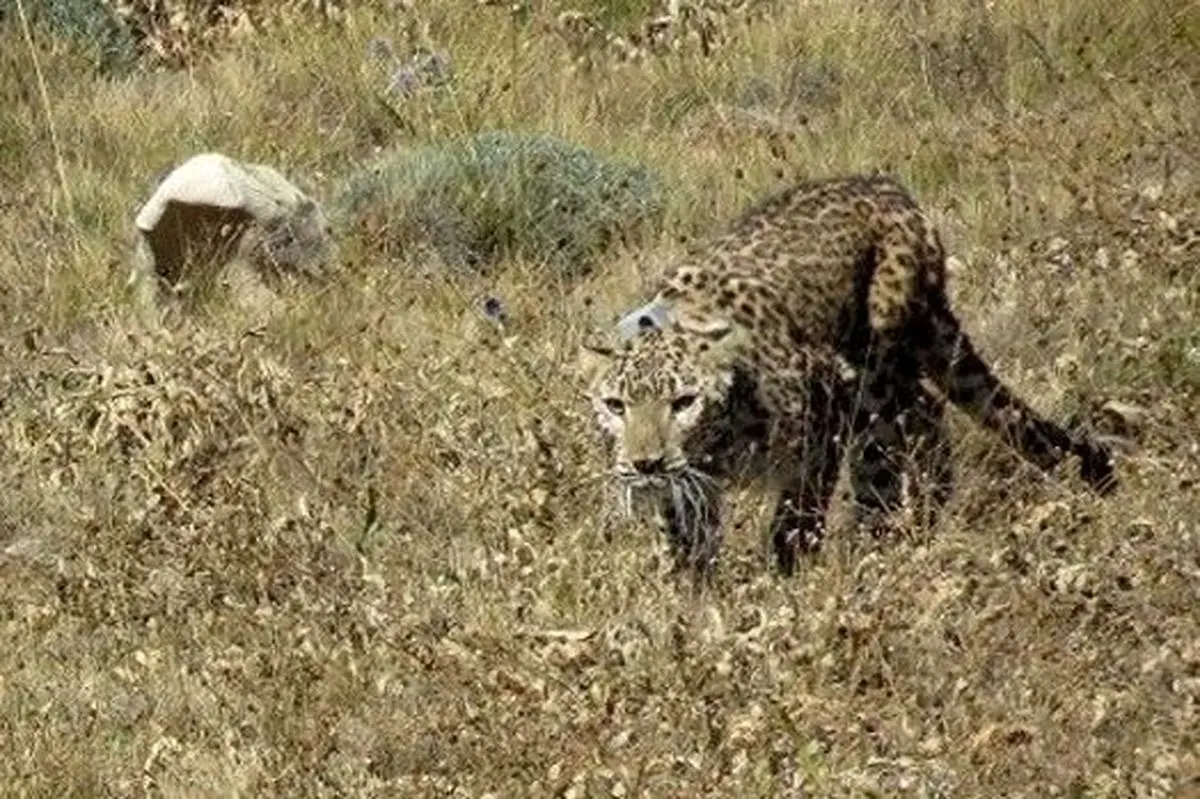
[{"left": 581, "top": 173, "right": 1117, "bottom": 578}]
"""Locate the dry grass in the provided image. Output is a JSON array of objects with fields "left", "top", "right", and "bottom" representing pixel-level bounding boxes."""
[{"left": 1, "top": 0, "right": 1198, "bottom": 795}]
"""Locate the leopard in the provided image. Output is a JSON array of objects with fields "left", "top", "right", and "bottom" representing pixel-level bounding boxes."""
[{"left": 579, "top": 172, "right": 1117, "bottom": 579}]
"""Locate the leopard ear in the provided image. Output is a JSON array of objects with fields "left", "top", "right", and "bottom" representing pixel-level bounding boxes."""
[
  {"left": 577, "top": 338, "right": 617, "bottom": 386},
  {"left": 672, "top": 310, "right": 733, "bottom": 340},
  {"left": 673, "top": 312, "right": 747, "bottom": 388},
  {"left": 674, "top": 311, "right": 746, "bottom": 355}
]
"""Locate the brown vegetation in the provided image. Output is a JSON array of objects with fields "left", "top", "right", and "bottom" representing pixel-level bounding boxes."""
[{"left": 1, "top": 0, "right": 1197, "bottom": 795}]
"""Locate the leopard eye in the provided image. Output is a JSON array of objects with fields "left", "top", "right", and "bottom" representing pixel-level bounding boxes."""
[
  {"left": 671, "top": 393, "right": 698, "bottom": 414},
  {"left": 603, "top": 397, "right": 626, "bottom": 416}
]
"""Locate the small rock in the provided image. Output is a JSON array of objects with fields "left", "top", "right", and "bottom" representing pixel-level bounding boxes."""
[
  {"left": 1099, "top": 400, "right": 1149, "bottom": 437},
  {"left": 1139, "top": 182, "right": 1164, "bottom": 202}
]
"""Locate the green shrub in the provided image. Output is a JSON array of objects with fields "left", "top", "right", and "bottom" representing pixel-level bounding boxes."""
[
  {"left": 334, "top": 129, "right": 666, "bottom": 276},
  {"left": 1, "top": 0, "right": 137, "bottom": 76}
]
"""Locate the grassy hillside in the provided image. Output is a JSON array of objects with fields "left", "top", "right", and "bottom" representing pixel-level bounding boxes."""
[{"left": 1, "top": 0, "right": 1197, "bottom": 795}]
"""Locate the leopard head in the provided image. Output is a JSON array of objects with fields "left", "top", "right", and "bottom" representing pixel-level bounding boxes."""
[{"left": 578, "top": 313, "right": 747, "bottom": 487}]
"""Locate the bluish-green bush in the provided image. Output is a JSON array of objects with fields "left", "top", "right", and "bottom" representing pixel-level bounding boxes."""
[
  {"left": 335, "top": 130, "right": 667, "bottom": 276},
  {"left": 1, "top": 0, "right": 137, "bottom": 76}
]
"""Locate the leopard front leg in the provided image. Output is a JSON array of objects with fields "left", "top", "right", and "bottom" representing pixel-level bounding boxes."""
[
  {"left": 660, "top": 479, "right": 725, "bottom": 583},
  {"left": 756, "top": 357, "right": 850, "bottom": 576}
]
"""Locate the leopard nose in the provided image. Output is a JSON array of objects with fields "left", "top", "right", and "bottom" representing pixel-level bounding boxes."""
[{"left": 632, "top": 457, "right": 665, "bottom": 474}]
